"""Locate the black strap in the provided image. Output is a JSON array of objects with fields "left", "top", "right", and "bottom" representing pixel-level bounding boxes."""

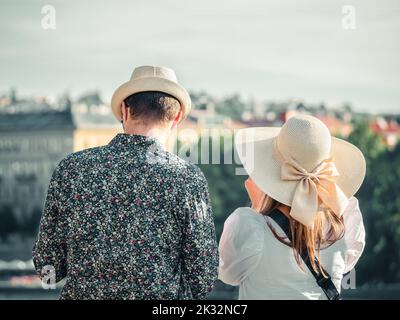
[{"left": 268, "top": 209, "right": 341, "bottom": 300}]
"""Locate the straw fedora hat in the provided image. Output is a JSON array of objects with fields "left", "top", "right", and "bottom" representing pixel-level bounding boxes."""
[
  {"left": 111, "top": 66, "right": 191, "bottom": 122},
  {"left": 235, "top": 114, "right": 366, "bottom": 227}
]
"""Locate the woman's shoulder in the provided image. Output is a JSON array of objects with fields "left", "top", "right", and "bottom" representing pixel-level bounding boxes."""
[
  {"left": 342, "top": 196, "right": 363, "bottom": 227},
  {"left": 226, "top": 207, "right": 266, "bottom": 225},
  {"left": 223, "top": 207, "right": 266, "bottom": 239},
  {"left": 221, "top": 207, "right": 266, "bottom": 251}
]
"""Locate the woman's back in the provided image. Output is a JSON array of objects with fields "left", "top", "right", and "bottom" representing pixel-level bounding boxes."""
[{"left": 218, "top": 197, "right": 365, "bottom": 300}]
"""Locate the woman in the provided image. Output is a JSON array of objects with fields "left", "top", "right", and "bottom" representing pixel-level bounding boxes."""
[{"left": 219, "top": 114, "right": 366, "bottom": 300}]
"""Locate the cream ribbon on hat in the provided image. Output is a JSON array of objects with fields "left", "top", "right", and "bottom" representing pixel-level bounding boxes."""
[{"left": 274, "top": 143, "right": 349, "bottom": 228}]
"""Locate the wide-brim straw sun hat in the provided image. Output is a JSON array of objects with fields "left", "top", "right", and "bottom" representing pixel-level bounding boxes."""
[
  {"left": 111, "top": 65, "right": 191, "bottom": 123},
  {"left": 235, "top": 114, "right": 366, "bottom": 227}
]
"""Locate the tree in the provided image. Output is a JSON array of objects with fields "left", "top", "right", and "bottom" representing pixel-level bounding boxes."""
[
  {"left": 347, "top": 120, "right": 386, "bottom": 167},
  {"left": 215, "top": 94, "right": 246, "bottom": 121},
  {"left": 345, "top": 121, "right": 400, "bottom": 284},
  {"left": 193, "top": 135, "right": 249, "bottom": 239},
  {"left": 355, "top": 143, "right": 400, "bottom": 284}
]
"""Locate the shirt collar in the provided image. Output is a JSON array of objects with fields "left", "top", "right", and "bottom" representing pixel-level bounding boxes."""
[{"left": 108, "top": 133, "right": 163, "bottom": 149}]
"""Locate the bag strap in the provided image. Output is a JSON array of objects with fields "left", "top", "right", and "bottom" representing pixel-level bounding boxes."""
[{"left": 268, "top": 209, "right": 341, "bottom": 300}]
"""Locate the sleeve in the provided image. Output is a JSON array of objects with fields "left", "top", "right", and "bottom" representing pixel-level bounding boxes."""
[
  {"left": 218, "top": 208, "right": 265, "bottom": 286},
  {"left": 180, "top": 166, "right": 219, "bottom": 299},
  {"left": 342, "top": 196, "right": 366, "bottom": 274},
  {"left": 32, "top": 161, "right": 68, "bottom": 283}
]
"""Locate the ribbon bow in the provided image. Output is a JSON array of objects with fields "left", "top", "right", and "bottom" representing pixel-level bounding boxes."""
[{"left": 281, "top": 157, "right": 349, "bottom": 228}]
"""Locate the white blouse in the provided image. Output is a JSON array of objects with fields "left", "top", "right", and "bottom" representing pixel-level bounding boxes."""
[{"left": 218, "top": 196, "right": 365, "bottom": 300}]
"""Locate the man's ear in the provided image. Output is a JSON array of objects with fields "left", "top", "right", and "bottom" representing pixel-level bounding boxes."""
[
  {"left": 171, "top": 110, "right": 182, "bottom": 128},
  {"left": 120, "top": 101, "right": 129, "bottom": 123}
]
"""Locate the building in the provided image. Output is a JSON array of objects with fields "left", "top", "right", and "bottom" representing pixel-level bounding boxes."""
[
  {"left": 281, "top": 103, "right": 353, "bottom": 137},
  {"left": 71, "top": 103, "right": 122, "bottom": 151},
  {"left": 370, "top": 116, "right": 400, "bottom": 148},
  {"left": 0, "top": 111, "right": 74, "bottom": 221},
  {"left": 0, "top": 100, "right": 121, "bottom": 222}
]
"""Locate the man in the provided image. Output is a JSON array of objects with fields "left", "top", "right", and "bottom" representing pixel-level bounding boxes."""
[{"left": 33, "top": 66, "right": 219, "bottom": 299}]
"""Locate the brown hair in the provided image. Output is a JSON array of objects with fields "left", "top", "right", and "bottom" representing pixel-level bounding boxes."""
[
  {"left": 255, "top": 194, "right": 345, "bottom": 277},
  {"left": 124, "top": 91, "right": 181, "bottom": 124}
]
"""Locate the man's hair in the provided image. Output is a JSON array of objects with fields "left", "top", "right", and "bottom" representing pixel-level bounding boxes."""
[{"left": 124, "top": 91, "right": 181, "bottom": 124}]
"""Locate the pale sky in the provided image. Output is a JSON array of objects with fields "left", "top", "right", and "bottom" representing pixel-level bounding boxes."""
[{"left": 0, "top": 0, "right": 399, "bottom": 113}]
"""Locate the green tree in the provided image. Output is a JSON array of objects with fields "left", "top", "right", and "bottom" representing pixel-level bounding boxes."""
[
  {"left": 346, "top": 121, "right": 399, "bottom": 284},
  {"left": 347, "top": 120, "right": 386, "bottom": 167},
  {"left": 355, "top": 144, "right": 400, "bottom": 284},
  {"left": 199, "top": 160, "right": 248, "bottom": 239},
  {"left": 179, "top": 135, "right": 248, "bottom": 239},
  {"left": 215, "top": 94, "right": 246, "bottom": 121}
]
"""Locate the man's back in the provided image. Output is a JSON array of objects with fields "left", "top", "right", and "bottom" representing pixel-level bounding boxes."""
[{"left": 33, "top": 133, "right": 219, "bottom": 299}]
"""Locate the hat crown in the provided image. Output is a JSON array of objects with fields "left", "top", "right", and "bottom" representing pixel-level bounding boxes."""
[
  {"left": 130, "top": 66, "right": 178, "bottom": 82},
  {"left": 276, "top": 115, "right": 332, "bottom": 172}
]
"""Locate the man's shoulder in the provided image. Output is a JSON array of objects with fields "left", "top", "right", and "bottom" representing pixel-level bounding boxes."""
[
  {"left": 57, "top": 145, "right": 107, "bottom": 170},
  {"left": 183, "top": 162, "right": 206, "bottom": 182},
  {"left": 164, "top": 152, "right": 206, "bottom": 183}
]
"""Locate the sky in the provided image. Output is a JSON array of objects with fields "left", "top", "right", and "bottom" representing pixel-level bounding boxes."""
[{"left": 0, "top": 0, "right": 399, "bottom": 113}]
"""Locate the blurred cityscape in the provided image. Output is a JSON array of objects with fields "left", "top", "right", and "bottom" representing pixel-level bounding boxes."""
[{"left": 0, "top": 88, "right": 400, "bottom": 299}]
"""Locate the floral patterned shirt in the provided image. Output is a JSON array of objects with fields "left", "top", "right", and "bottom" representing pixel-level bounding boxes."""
[{"left": 32, "top": 133, "right": 219, "bottom": 300}]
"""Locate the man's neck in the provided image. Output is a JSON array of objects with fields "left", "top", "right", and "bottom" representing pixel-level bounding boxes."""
[{"left": 123, "top": 123, "right": 171, "bottom": 146}]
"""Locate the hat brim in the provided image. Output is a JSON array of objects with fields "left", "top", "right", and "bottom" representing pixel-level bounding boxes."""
[
  {"left": 110, "top": 77, "right": 191, "bottom": 122},
  {"left": 234, "top": 127, "right": 366, "bottom": 206}
]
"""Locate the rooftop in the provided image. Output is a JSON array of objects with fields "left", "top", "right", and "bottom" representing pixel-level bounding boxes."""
[{"left": 0, "top": 110, "right": 74, "bottom": 132}]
